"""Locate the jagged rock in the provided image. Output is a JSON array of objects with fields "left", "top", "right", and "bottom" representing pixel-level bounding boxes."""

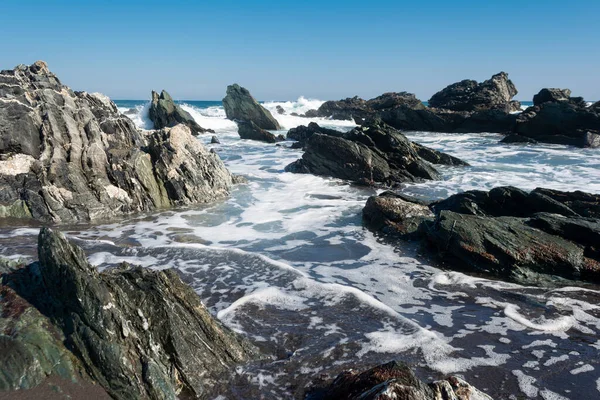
[
  {"left": 363, "top": 186, "right": 600, "bottom": 284},
  {"left": 149, "top": 90, "right": 213, "bottom": 134},
  {"left": 0, "top": 61, "right": 234, "bottom": 223},
  {"left": 411, "top": 142, "right": 469, "bottom": 166},
  {"left": 3, "top": 228, "right": 259, "bottom": 400},
  {"left": 222, "top": 84, "right": 281, "bottom": 130},
  {"left": 515, "top": 88, "right": 600, "bottom": 147},
  {"left": 315, "top": 96, "right": 370, "bottom": 121},
  {"left": 286, "top": 122, "right": 343, "bottom": 145},
  {"left": 211, "top": 135, "right": 220, "bottom": 144},
  {"left": 276, "top": 105, "right": 285, "bottom": 114},
  {"left": 237, "top": 120, "right": 283, "bottom": 143},
  {"left": 367, "top": 92, "right": 423, "bottom": 110},
  {"left": 306, "top": 360, "right": 493, "bottom": 400},
  {"left": 285, "top": 120, "right": 468, "bottom": 185},
  {"left": 428, "top": 72, "right": 519, "bottom": 112}
]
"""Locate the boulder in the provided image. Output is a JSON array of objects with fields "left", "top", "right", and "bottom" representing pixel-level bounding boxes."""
[
  {"left": 211, "top": 135, "right": 220, "bottom": 144},
  {"left": 428, "top": 72, "right": 519, "bottom": 112},
  {"left": 515, "top": 89, "right": 600, "bottom": 147},
  {"left": 149, "top": 90, "right": 213, "bottom": 134},
  {"left": 363, "top": 192, "right": 434, "bottom": 238},
  {"left": 286, "top": 122, "right": 344, "bottom": 145},
  {"left": 0, "top": 61, "right": 235, "bottom": 223},
  {"left": 315, "top": 96, "right": 370, "bottom": 121},
  {"left": 3, "top": 228, "right": 259, "bottom": 400},
  {"left": 285, "top": 120, "right": 468, "bottom": 185},
  {"left": 222, "top": 84, "right": 281, "bottom": 130},
  {"left": 276, "top": 105, "right": 285, "bottom": 114},
  {"left": 237, "top": 120, "right": 283, "bottom": 143},
  {"left": 306, "top": 360, "right": 493, "bottom": 400}
]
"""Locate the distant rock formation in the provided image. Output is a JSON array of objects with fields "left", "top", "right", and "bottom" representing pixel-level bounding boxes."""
[
  {"left": 0, "top": 228, "right": 259, "bottom": 399},
  {"left": 364, "top": 186, "right": 600, "bottom": 284},
  {"left": 285, "top": 120, "right": 468, "bottom": 186},
  {"left": 149, "top": 90, "right": 214, "bottom": 134},
  {"left": 0, "top": 61, "right": 235, "bottom": 223},
  {"left": 306, "top": 360, "right": 493, "bottom": 400},
  {"left": 513, "top": 88, "right": 600, "bottom": 147},
  {"left": 222, "top": 84, "right": 282, "bottom": 141}
]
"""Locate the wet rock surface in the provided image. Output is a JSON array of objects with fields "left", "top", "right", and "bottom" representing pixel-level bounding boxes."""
[
  {"left": 1, "top": 228, "right": 259, "bottom": 399},
  {"left": 364, "top": 186, "right": 600, "bottom": 284},
  {"left": 286, "top": 122, "right": 344, "bottom": 146},
  {"left": 306, "top": 360, "right": 493, "bottom": 400},
  {"left": 285, "top": 120, "right": 468, "bottom": 185},
  {"left": 0, "top": 62, "right": 235, "bottom": 223},
  {"left": 222, "top": 83, "right": 281, "bottom": 130},
  {"left": 149, "top": 90, "right": 214, "bottom": 134},
  {"left": 237, "top": 120, "right": 284, "bottom": 143}
]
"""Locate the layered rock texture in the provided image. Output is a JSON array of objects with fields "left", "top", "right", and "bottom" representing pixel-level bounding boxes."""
[
  {"left": 149, "top": 90, "right": 213, "bottom": 134},
  {"left": 286, "top": 120, "right": 468, "bottom": 186},
  {"left": 306, "top": 361, "right": 493, "bottom": 400},
  {"left": 0, "top": 61, "right": 234, "bottom": 223},
  {"left": 363, "top": 186, "right": 600, "bottom": 284},
  {"left": 1, "top": 228, "right": 259, "bottom": 399},
  {"left": 223, "top": 84, "right": 283, "bottom": 142}
]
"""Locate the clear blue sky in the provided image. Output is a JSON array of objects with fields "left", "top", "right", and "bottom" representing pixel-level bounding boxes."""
[{"left": 1, "top": 0, "right": 598, "bottom": 102}]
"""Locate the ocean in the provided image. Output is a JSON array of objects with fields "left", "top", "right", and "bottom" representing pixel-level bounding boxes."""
[{"left": 1, "top": 97, "right": 599, "bottom": 399}]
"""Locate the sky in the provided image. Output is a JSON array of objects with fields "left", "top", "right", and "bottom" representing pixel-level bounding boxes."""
[{"left": 1, "top": 0, "right": 598, "bottom": 102}]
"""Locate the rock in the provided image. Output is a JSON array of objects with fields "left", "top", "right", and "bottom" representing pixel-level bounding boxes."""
[
  {"left": 428, "top": 72, "right": 518, "bottom": 112},
  {"left": 363, "top": 192, "right": 434, "bottom": 238},
  {"left": 315, "top": 96, "right": 370, "bottom": 121},
  {"left": 303, "top": 109, "right": 319, "bottom": 118},
  {"left": 500, "top": 134, "right": 538, "bottom": 144},
  {"left": 366, "top": 92, "right": 423, "bottom": 110},
  {"left": 306, "top": 360, "right": 493, "bottom": 400},
  {"left": 276, "top": 105, "right": 285, "bottom": 114},
  {"left": 222, "top": 84, "right": 281, "bottom": 130},
  {"left": 149, "top": 90, "right": 213, "bottom": 134},
  {"left": 211, "top": 135, "right": 220, "bottom": 144},
  {"left": 286, "top": 122, "right": 344, "bottom": 145},
  {"left": 411, "top": 142, "right": 469, "bottom": 166},
  {"left": 3, "top": 228, "right": 259, "bottom": 399},
  {"left": 531, "top": 188, "right": 600, "bottom": 218},
  {"left": 237, "top": 120, "right": 282, "bottom": 143},
  {"left": 285, "top": 120, "right": 467, "bottom": 185},
  {"left": 0, "top": 62, "right": 235, "bottom": 223},
  {"left": 533, "top": 88, "right": 572, "bottom": 106},
  {"left": 515, "top": 88, "right": 600, "bottom": 147}
]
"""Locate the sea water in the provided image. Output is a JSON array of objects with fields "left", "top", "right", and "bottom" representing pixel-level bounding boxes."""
[{"left": 1, "top": 98, "right": 599, "bottom": 399}]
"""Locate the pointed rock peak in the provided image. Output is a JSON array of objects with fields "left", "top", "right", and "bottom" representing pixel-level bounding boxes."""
[
  {"left": 160, "top": 90, "right": 173, "bottom": 101},
  {"left": 38, "top": 228, "right": 94, "bottom": 276},
  {"left": 30, "top": 60, "right": 50, "bottom": 74}
]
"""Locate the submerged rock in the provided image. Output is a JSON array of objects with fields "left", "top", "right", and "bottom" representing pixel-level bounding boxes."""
[
  {"left": 211, "top": 135, "right": 220, "bottom": 144},
  {"left": 363, "top": 186, "right": 600, "bottom": 284},
  {"left": 285, "top": 120, "right": 468, "bottom": 185},
  {"left": 149, "top": 90, "right": 214, "bottom": 134},
  {"left": 2, "top": 228, "right": 259, "bottom": 399},
  {"left": 306, "top": 360, "right": 493, "bottom": 400},
  {"left": 428, "top": 72, "right": 519, "bottom": 112},
  {"left": 222, "top": 83, "right": 281, "bottom": 130},
  {"left": 0, "top": 61, "right": 235, "bottom": 223},
  {"left": 515, "top": 88, "right": 600, "bottom": 147}
]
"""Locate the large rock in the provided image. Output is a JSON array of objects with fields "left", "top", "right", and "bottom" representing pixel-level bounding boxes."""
[
  {"left": 222, "top": 84, "right": 281, "bottom": 130},
  {"left": 285, "top": 120, "right": 468, "bottom": 185},
  {"left": 3, "top": 228, "right": 259, "bottom": 400},
  {"left": 0, "top": 61, "right": 235, "bottom": 223},
  {"left": 428, "top": 72, "right": 519, "bottom": 112},
  {"left": 306, "top": 360, "right": 493, "bottom": 400},
  {"left": 149, "top": 90, "right": 213, "bottom": 134},
  {"left": 363, "top": 186, "right": 600, "bottom": 284},
  {"left": 237, "top": 120, "right": 283, "bottom": 143},
  {"left": 286, "top": 122, "right": 344, "bottom": 146},
  {"left": 514, "top": 88, "right": 600, "bottom": 147},
  {"left": 315, "top": 96, "right": 370, "bottom": 121}
]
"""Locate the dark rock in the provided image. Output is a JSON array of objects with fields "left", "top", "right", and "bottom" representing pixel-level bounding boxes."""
[
  {"left": 0, "top": 61, "right": 235, "bottom": 223},
  {"left": 378, "top": 105, "right": 453, "bottom": 132},
  {"left": 428, "top": 72, "right": 518, "bottom": 112},
  {"left": 211, "top": 135, "right": 220, "bottom": 144},
  {"left": 276, "top": 105, "right": 285, "bottom": 114},
  {"left": 4, "top": 228, "right": 259, "bottom": 399},
  {"left": 149, "top": 90, "right": 213, "bottom": 134},
  {"left": 411, "top": 142, "right": 469, "bottom": 166},
  {"left": 500, "top": 134, "right": 538, "bottom": 144},
  {"left": 306, "top": 360, "right": 492, "bottom": 400},
  {"left": 286, "top": 122, "right": 344, "bottom": 144},
  {"left": 531, "top": 188, "right": 600, "bottom": 218},
  {"left": 515, "top": 89, "right": 600, "bottom": 147},
  {"left": 303, "top": 109, "right": 319, "bottom": 118},
  {"left": 285, "top": 120, "right": 467, "bottom": 185},
  {"left": 222, "top": 84, "right": 281, "bottom": 130},
  {"left": 451, "top": 108, "right": 518, "bottom": 134},
  {"left": 533, "top": 88, "right": 572, "bottom": 106},
  {"left": 315, "top": 96, "right": 370, "bottom": 121},
  {"left": 236, "top": 120, "right": 282, "bottom": 143},
  {"left": 363, "top": 193, "right": 434, "bottom": 238},
  {"left": 367, "top": 92, "right": 423, "bottom": 110}
]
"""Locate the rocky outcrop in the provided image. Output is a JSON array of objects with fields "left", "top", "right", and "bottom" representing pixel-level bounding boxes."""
[
  {"left": 513, "top": 88, "right": 600, "bottom": 147},
  {"left": 276, "top": 105, "right": 285, "bottom": 114},
  {"left": 237, "top": 120, "right": 284, "bottom": 143},
  {"left": 306, "top": 361, "right": 493, "bottom": 400},
  {"left": 0, "top": 61, "right": 235, "bottom": 223},
  {"left": 286, "top": 122, "right": 344, "bottom": 146},
  {"left": 285, "top": 120, "right": 468, "bottom": 186},
  {"left": 428, "top": 72, "right": 519, "bottom": 112},
  {"left": 363, "top": 186, "right": 600, "bottom": 284},
  {"left": 222, "top": 84, "right": 281, "bottom": 130},
  {"left": 149, "top": 90, "right": 213, "bottom": 134},
  {"left": 1, "top": 228, "right": 259, "bottom": 399}
]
